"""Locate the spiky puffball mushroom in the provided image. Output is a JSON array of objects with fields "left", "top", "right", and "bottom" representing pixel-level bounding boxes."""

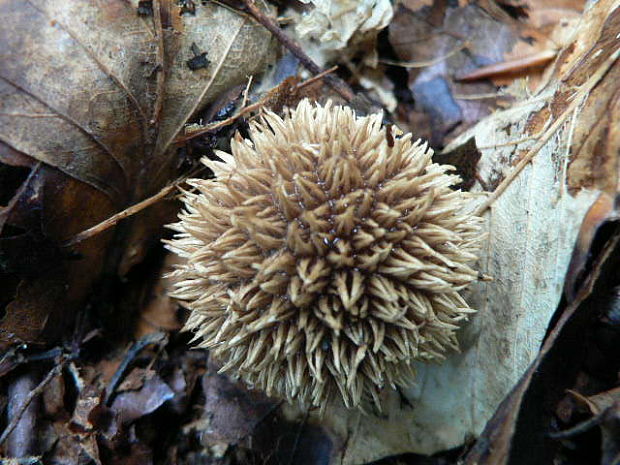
[{"left": 166, "top": 99, "right": 483, "bottom": 409}]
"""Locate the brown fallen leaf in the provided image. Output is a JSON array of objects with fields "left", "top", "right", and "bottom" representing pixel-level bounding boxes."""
[
  {"left": 564, "top": 193, "right": 616, "bottom": 300},
  {"left": 593, "top": 404, "right": 620, "bottom": 465},
  {"left": 481, "top": 0, "right": 584, "bottom": 88},
  {"left": 134, "top": 254, "right": 183, "bottom": 339},
  {"left": 70, "top": 384, "right": 108, "bottom": 434},
  {"left": 388, "top": 1, "right": 520, "bottom": 146},
  {"left": 555, "top": 387, "right": 620, "bottom": 465},
  {"left": 588, "top": 387, "right": 620, "bottom": 413},
  {"left": 0, "top": 0, "right": 276, "bottom": 347},
  {"left": 389, "top": 0, "right": 586, "bottom": 147},
  {"left": 48, "top": 420, "right": 103, "bottom": 465},
  {"left": 110, "top": 373, "right": 174, "bottom": 425},
  {"left": 198, "top": 359, "right": 278, "bottom": 446},
  {"left": 455, "top": 49, "right": 558, "bottom": 82},
  {"left": 117, "top": 368, "right": 156, "bottom": 393}
]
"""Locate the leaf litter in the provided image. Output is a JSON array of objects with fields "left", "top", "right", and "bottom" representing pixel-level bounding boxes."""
[{"left": 2, "top": 0, "right": 620, "bottom": 464}]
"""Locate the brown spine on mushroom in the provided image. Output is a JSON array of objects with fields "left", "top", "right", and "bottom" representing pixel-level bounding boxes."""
[{"left": 166, "top": 99, "right": 483, "bottom": 409}]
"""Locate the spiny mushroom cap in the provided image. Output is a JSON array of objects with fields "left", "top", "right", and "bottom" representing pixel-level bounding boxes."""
[{"left": 167, "top": 99, "right": 483, "bottom": 409}]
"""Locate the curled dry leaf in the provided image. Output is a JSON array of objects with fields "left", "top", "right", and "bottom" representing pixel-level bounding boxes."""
[
  {"left": 389, "top": 0, "right": 585, "bottom": 147},
  {"left": 293, "top": 0, "right": 393, "bottom": 67},
  {"left": 286, "top": 0, "right": 619, "bottom": 463},
  {"left": 0, "top": 0, "right": 276, "bottom": 346},
  {"left": 563, "top": 387, "right": 620, "bottom": 465},
  {"left": 200, "top": 359, "right": 277, "bottom": 447},
  {"left": 110, "top": 373, "right": 174, "bottom": 425}
]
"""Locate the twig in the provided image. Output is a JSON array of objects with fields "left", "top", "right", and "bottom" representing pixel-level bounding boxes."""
[
  {"left": 453, "top": 92, "right": 505, "bottom": 100},
  {"left": 475, "top": 47, "right": 620, "bottom": 215},
  {"left": 25, "top": 347, "right": 63, "bottom": 363},
  {"left": 0, "top": 363, "right": 64, "bottom": 447},
  {"left": 548, "top": 415, "right": 602, "bottom": 439},
  {"left": 239, "top": 0, "right": 354, "bottom": 102},
  {"left": 105, "top": 332, "right": 168, "bottom": 406},
  {"left": 296, "top": 65, "right": 339, "bottom": 90},
  {"left": 380, "top": 41, "right": 470, "bottom": 68},
  {"left": 64, "top": 181, "right": 182, "bottom": 247},
  {"left": 180, "top": 94, "right": 270, "bottom": 141},
  {"left": 178, "top": 66, "right": 338, "bottom": 142},
  {"left": 241, "top": 75, "right": 253, "bottom": 108}
]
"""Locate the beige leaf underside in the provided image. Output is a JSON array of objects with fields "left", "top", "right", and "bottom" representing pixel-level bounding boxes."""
[
  {"left": 306, "top": 97, "right": 598, "bottom": 464},
  {"left": 289, "top": 1, "right": 620, "bottom": 462},
  {"left": 324, "top": 95, "right": 598, "bottom": 463}
]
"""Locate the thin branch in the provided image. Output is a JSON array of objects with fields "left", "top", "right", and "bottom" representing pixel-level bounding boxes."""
[
  {"left": 105, "top": 332, "right": 168, "bottom": 406},
  {"left": 453, "top": 92, "right": 505, "bottom": 100},
  {"left": 241, "top": 75, "right": 253, "bottom": 108},
  {"left": 380, "top": 41, "right": 470, "bottom": 69},
  {"left": 178, "top": 95, "right": 271, "bottom": 142},
  {"left": 64, "top": 181, "right": 181, "bottom": 247},
  {"left": 296, "top": 65, "right": 339, "bottom": 90},
  {"left": 178, "top": 66, "right": 338, "bottom": 142},
  {"left": 475, "top": 47, "right": 620, "bottom": 215},
  {"left": 239, "top": 0, "right": 354, "bottom": 102},
  {"left": 548, "top": 415, "right": 602, "bottom": 439},
  {"left": 0, "top": 363, "right": 65, "bottom": 447}
]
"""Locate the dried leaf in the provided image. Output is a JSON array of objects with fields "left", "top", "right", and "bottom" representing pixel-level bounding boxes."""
[
  {"left": 199, "top": 360, "right": 277, "bottom": 446},
  {"left": 110, "top": 373, "right": 174, "bottom": 425},
  {"left": 135, "top": 254, "right": 183, "bottom": 339},
  {"left": 0, "top": 0, "right": 276, "bottom": 346},
  {"left": 300, "top": 0, "right": 620, "bottom": 462},
  {"left": 293, "top": 0, "right": 393, "bottom": 66},
  {"left": 464, "top": 229, "right": 620, "bottom": 465},
  {"left": 389, "top": 2, "right": 519, "bottom": 146},
  {"left": 70, "top": 384, "right": 107, "bottom": 433},
  {"left": 589, "top": 387, "right": 620, "bottom": 414},
  {"left": 117, "top": 368, "right": 156, "bottom": 393}
]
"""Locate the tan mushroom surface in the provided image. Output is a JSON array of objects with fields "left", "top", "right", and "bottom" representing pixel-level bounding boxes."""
[{"left": 167, "top": 99, "right": 483, "bottom": 409}]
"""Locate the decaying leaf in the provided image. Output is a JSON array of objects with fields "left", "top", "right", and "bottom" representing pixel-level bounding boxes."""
[
  {"left": 200, "top": 359, "right": 277, "bottom": 446},
  {"left": 281, "top": 0, "right": 619, "bottom": 462},
  {"left": 292, "top": 0, "right": 393, "bottom": 67},
  {"left": 0, "top": 0, "right": 276, "bottom": 347},
  {"left": 388, "top": 0, "right": 585, "bottom": 147},
  {"left": 464, "top": 227, "right": 620, "bottom": 465},
  {"left": 110, "top": 373, "right": 174, "bottom": 425},
  {"left": 389, "top": 1, "right": 519, "bottom": 146},
  {"left": 571, "top": 387, "right": 620, "bottom": 465}
]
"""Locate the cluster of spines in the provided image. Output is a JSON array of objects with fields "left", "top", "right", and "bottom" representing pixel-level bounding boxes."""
[{"left": 167, "top": 99, "right": 482, "bottom": 409}]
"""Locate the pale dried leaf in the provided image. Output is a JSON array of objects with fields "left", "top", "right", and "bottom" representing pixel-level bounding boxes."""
[
  {"left": 293, "top": 0, "right": 393, "bottom": 66},
  {"left": 300, "top": 1, "right": 620, "bottom": 462},
  {"left": 152, "top": 1, "right": 276, "bottom": 169}
]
